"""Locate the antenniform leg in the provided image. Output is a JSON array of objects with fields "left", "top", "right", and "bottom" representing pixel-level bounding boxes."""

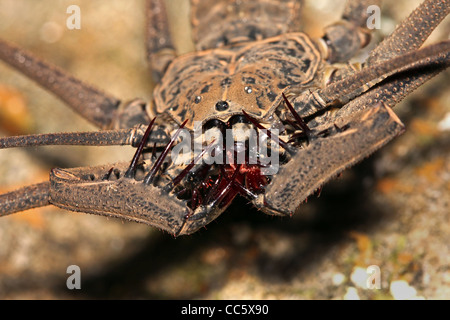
[
  {"left": 44, "top": 120, "right": 227, "bottom": 236},
  {"left": 0, "top": 121, "right": 185, "bottom": 235},
  {"left": 0, "top": 124, "right": 170, "bottom": 149}
]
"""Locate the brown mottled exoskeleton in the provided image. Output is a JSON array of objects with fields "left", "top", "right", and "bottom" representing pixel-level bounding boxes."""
[{"left": 0, "top": 0, "right": 449, "bottom": 236}]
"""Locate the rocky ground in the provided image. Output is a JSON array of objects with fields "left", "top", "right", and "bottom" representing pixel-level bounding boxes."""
[{"left": 0, "top": 0, "right": 448, "bottom": 299}]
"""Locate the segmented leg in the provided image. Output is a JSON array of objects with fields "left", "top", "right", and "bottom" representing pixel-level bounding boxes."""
[
  {"left": 321, "top": 0, "right": 450, "bottom": 114},
  {"left": 367, "top": 0, "right": 450, "bottom": 66},
  {"left": 340, "top": 51, "right": 450, "bottom": 117},
  {"left": 267, "top": 0, "right": 450, "bottom": 215},
  {"left": 322, "top": 0, "right": 382, "bottom": 63},
  {"left": 0, "top": 39, "right": 121, "bottom": 130},
  {"left": 146, "top": 0, "right": 177, "bottom": 82},
  {"left": 0, "top": 182, "right": 50, "bottom": 217},
  {"left": 355, "top": 0, "right": 450, "bottom": 111},
  {"left": 291, "top": 40, "right": 450, "bottom": 118},
  {"left": 0, "top": 123, "right": 169, "bottom": 149},
  {"left": 318, "top": 41, "right": 450, "bottom": 106}
]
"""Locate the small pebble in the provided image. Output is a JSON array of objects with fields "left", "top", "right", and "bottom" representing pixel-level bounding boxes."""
[
  {"left": 438, "top": 112, "right": 450, "bottom": 131},
  {"left": 350, "top": 267, "right": 368, "bottom": 289},
  {"left": 332, "top": 273, "right": 346, "bottom": 286},
  {"left": 343, "top": 287, "right": 360, "bottom": 300},
  {"left": 390, "top": 280, "right": 425, "bottom": 300}
]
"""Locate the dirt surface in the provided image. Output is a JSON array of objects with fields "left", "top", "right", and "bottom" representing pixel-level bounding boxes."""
[{"left": 0, "top": 0, "right": 448, "bottom": 300}]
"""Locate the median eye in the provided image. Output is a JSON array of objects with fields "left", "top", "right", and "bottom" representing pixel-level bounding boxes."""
[
  {"left": 215, "top": 100, "right": 229, "bottom": 111},
  {"left": 244, "top": 86, "right": 252, "bottom": 94},
  {"left": 194, "top": 96, "right": 202, "bottom": 104}
]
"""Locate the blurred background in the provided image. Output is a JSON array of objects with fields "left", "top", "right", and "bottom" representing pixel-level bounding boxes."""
[{"left": 0, "top": 0, "right": 448, "bottom": 299}]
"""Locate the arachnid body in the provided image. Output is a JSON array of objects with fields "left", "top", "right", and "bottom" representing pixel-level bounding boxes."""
[{"left": 0, "top": 0, "right": 448, "bottom": 299}]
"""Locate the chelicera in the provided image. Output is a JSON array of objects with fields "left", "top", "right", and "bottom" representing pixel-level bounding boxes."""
[{"left": 0, "top": 0, "right": 449, "bottom": 237}]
